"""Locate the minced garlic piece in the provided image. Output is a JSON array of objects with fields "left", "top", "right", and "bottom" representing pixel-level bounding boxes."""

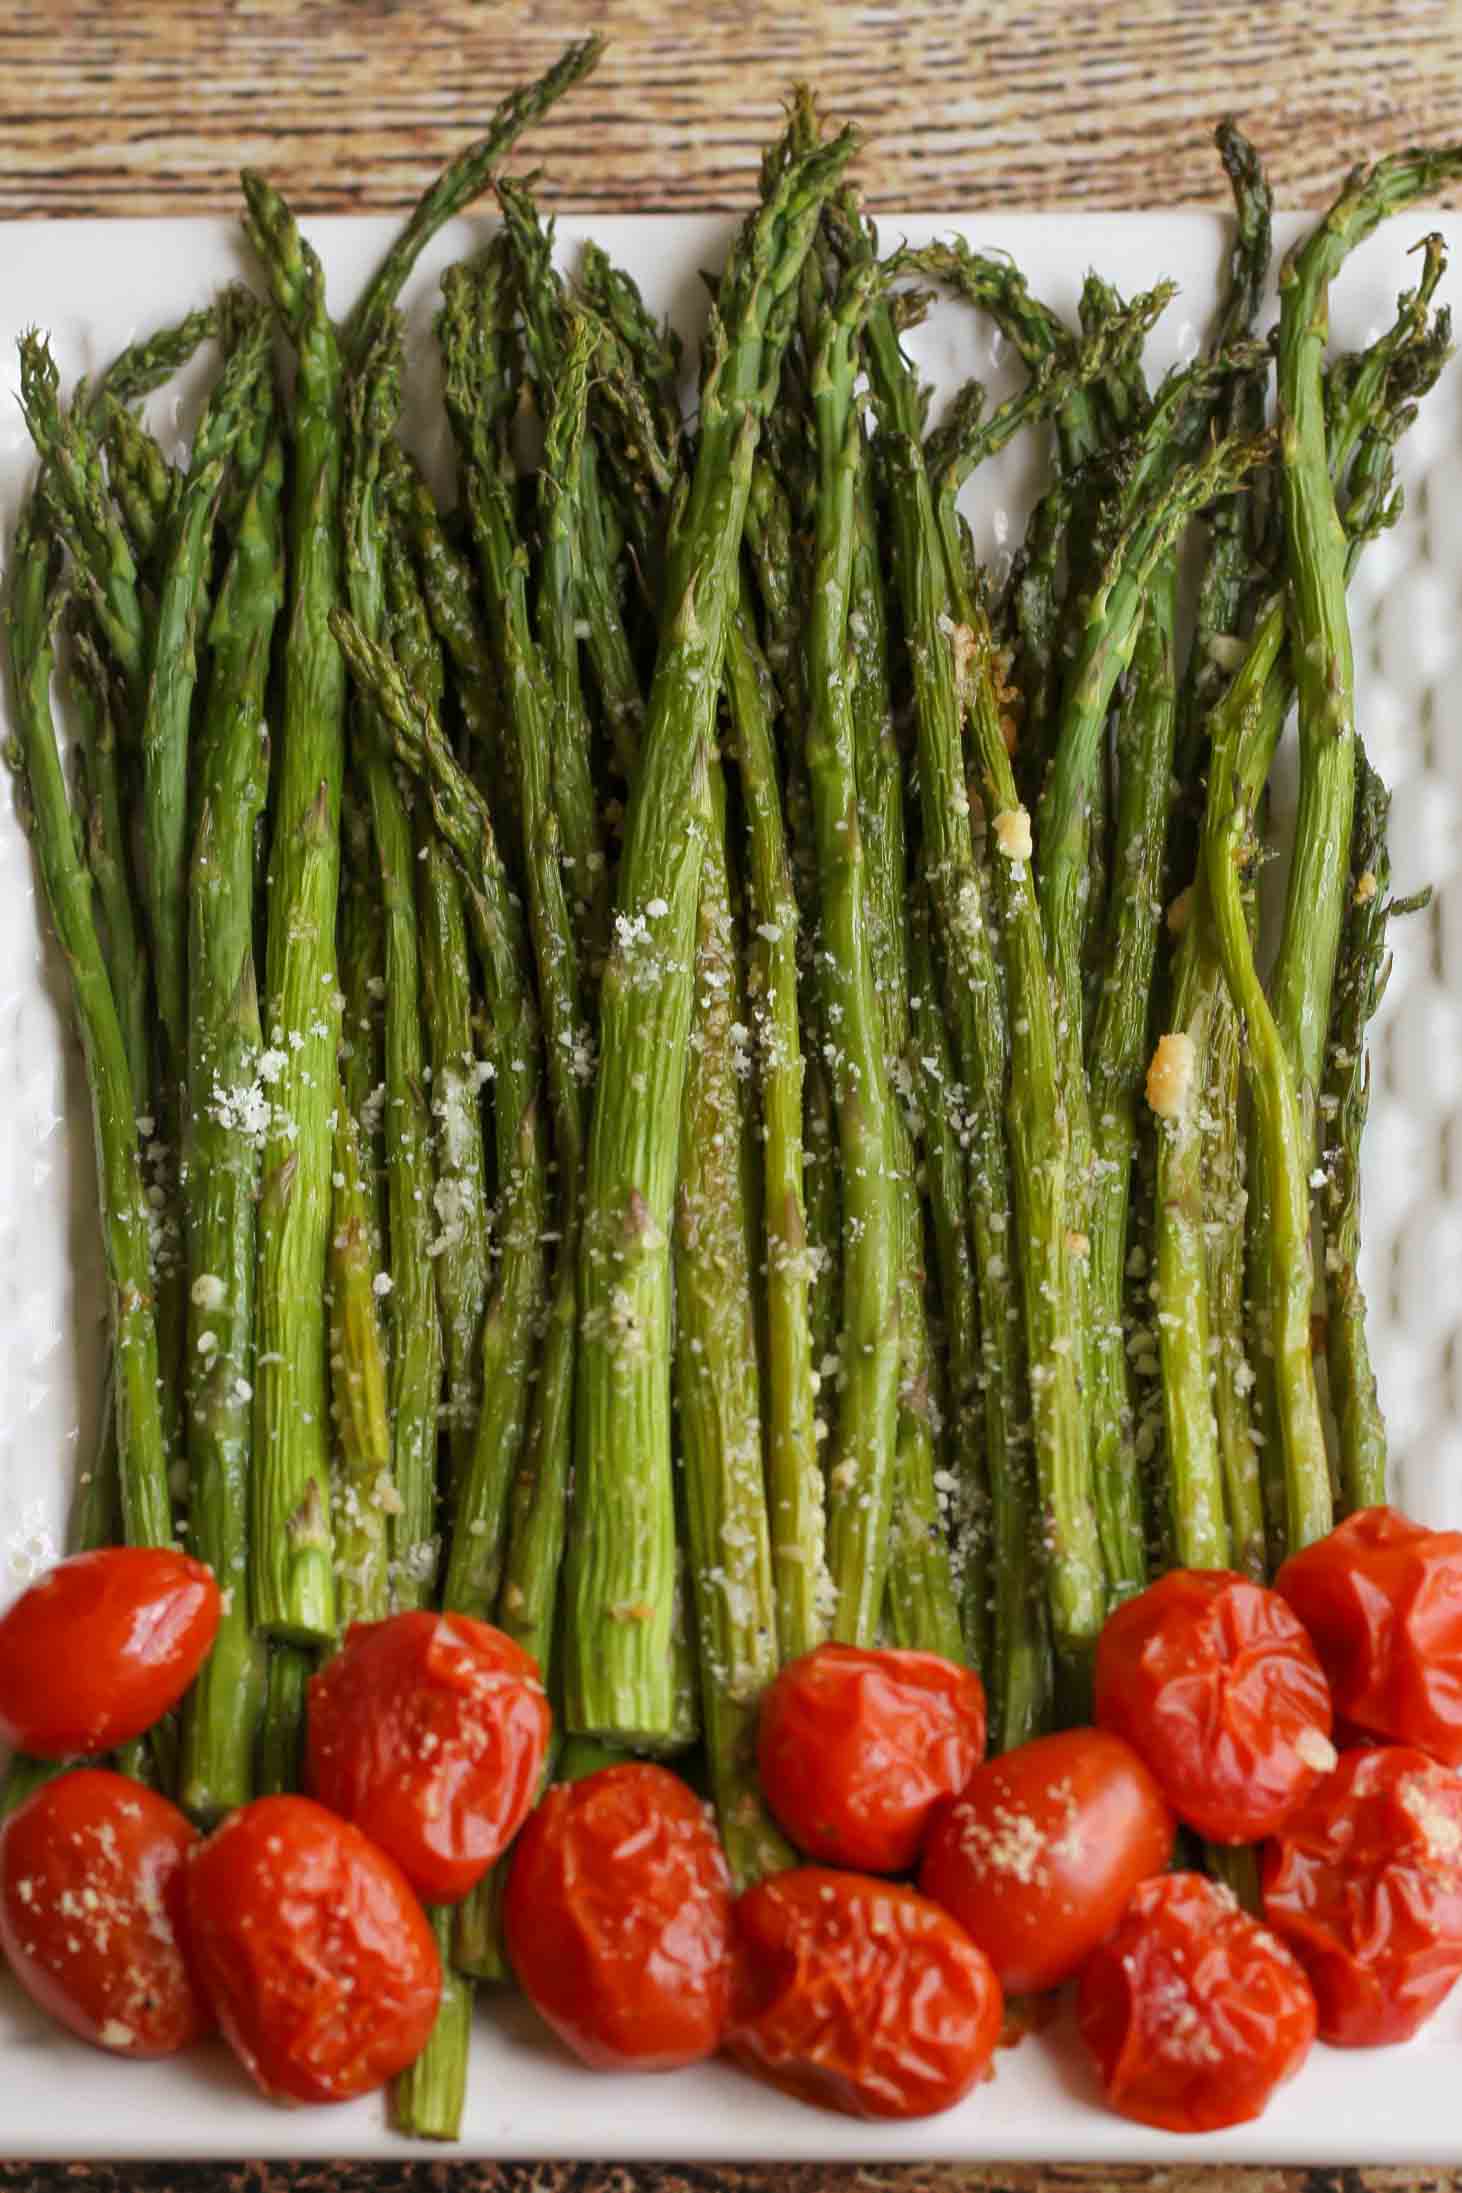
[
  {"left": 1146, "top": 1031, "right": 1195, "bottom": 1121},
  {"left": 1166, "top": 885, "right": 1194, "bottom": 936},
  {"left": 993, "top": 805, "right": 1033, "bottom": 862},
  {"left": 1353, "top": 869, "right": 1378, "bottom": 906}
]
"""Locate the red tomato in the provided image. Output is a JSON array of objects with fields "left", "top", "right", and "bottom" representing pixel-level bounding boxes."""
[
  {"left": 186, "top": 1794, "right": 440, "bottom": 2104},
  {"left": 1077, "top": 1872, "right": 1316, "bottom": 2133},
  {"left": 1094, "top": 1568, "right": 1335, "bottom": 1842},
  {"left": 757, "top": 1643, "right": 986, "bottom": 1873},
  {"left": 1261, "top": 1745, "right": 1462, "bottom": 2045},
  {"left": 919, "top": 1727, "right": 1174, "bottom": 1992},
  {"left": 503, "top": 1761, "right": 730, "bottom": 2071},
  {"left": 0, "top": 1548, "right": 220, "bottom": 1759},
  {"left": 0, "top": 1768, "right": 212, "bottom": 2057},
  {"left": 1276, "top": 1506, "right": 1462, "bottom": 1766},
  {"left": 727, "top": 1867, "right": 1002, "bottom": 2120},
  {"left": 307, "top": 1611, "right": 550, "bottom": 1904}
]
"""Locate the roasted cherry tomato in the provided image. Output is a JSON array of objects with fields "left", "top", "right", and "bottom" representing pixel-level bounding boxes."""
[
  {"left": 919, "top": 1726, "right": 1174, "bottom": 1993},
  {"left": 0, "top": 1547, "right": 220, "bottom": 1759},
  {"left": 1261, "top": 1744, "right": 1462, "bottom": 2045},
  {"left": 504, "top": 1761, "right": 730, "bottom": 2071},
  {"left": 756, "top": 1643, "right": 986, "bottom": 1873},
  {"left": 0, "top": 1768, "right": 212, "bottom": 2057},
  {"left": 307, "top": 1611, "right": 550, "bottom": 1904},
  {"left": 727, "top": 1867, "right": 1002, "bottom": 2120},
  {"left": 1095, "top": 1568, "right": 1335, "bottom": 1842},
  {"left": 186, "top": 1794, "right": 440, "bottom": 2104},
  {"left": 1276, "top": 1507, "right": 1462, "bottom": 1766},
  {"left": 1077, "top": 1871, "right": 1316, "bottom": 2133}
]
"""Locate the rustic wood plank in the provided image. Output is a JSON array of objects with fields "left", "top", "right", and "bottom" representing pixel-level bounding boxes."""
[
  {"left": 1, "top": 0, "right": 1459, "bottom": 221},
  {"left": 3, "top": 7, "right": 1461, "bottom": 2192}
]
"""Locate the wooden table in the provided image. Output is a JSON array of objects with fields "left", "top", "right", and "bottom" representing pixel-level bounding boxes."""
[{"left": 2, "top": 4, "right": 1460, "bottom": 2189}]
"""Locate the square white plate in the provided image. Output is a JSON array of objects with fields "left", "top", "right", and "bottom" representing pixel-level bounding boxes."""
[{"left": 2, "top": 203, "right": 1460, "bottom": 2163}]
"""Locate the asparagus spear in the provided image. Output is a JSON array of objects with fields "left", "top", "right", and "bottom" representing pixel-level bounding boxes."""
[
  {"left": 723, "top": 579, "right": 829, "bottom": 1662},
  {"left": 342, "top": 317, "right": 444, "bottom": 1609},
  {"left": 328, "top": 613, "right": 549, "bottom": 1622},
  {"left": 241, "top": 172, "right": 348, "bottom": 1643},
  {"left": 177, "top": 404, "right": 284, "bottom": 1823},
  {"left": 862, "top": 266, "right": 1095, "bottom": 1692},
  {"left": 799, "top": 261, "right": 906, "bottom": 1647},
  {"left": 256, "top": 1643, "right": 311, "bottom": 1797},
  {"left": 564, "top": 115, "right": 857, "bottom": 1743},
  {"left": 496, "top": 179, "right": 611, "bottom": 981},
  {"left": 92, "top": 304, "right": 216, "bottom": 412},
  {"left": 95, "top": 395, "right": 175, "bottom": 574},
  {"left": 66, "top": 631, "right": 150, "bottom": 1102},
  {"left": 675, "top": 760, "right": 794, "bottom": 1885},
  {"left": 328, "top": 1084, "right": 393, "bottom": 1627},
  {"left": 344, "top": 35, "right": 603, "bottom": 366},
  {"left": 385, "top": 533, "right": 492, "bottom": 1494},
  {"left": 6, "top": 509, "right": 172, "bottom": 1559},
  {"left": 1321, "top": 757, "right": 1425, "bottom": 1513},
  {"left": 138, "top": 303, "right": 271, "bottom": 1076},
  {"left": 18, "top": 337, "right": 149, "bottom": 717}
]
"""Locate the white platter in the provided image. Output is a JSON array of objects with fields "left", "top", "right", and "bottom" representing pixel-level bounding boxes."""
[{"left": 2, "top": 204, "right": 1461, "bottom": 2164}]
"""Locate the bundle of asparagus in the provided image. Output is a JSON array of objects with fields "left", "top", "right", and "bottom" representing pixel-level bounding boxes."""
[{"left": 4, "top": 40, "right": 1458, "bottom": 2134}]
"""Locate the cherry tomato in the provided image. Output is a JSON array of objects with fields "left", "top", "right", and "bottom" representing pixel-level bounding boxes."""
[
  {"left": 307, "top": 1611, "right": 550, "bottom": 1904},
  {"left": 1276, "top": 1506, "right": 1462, "bottom": 1767},
  {"left": 0, "top": 1548, "right": 220, "bottom": 1759},
  {"left": 1077, "top": 1871, "right": 1316, "bottom": 2133},
  {"left": 186, "top": 1794, "right": 440, "bottom": 2104},
  {"left": 919, "top": 1726, "right": 1174, "bottom": 1993},
  {"left": 1095, "top": 1568, "right": 1335, "bottom": 1842},
  {"left": 727, "top": 1867, "right": 1002, "bottom": 2120},
  {"left": 756, "top": 1643, "right": 986, "bottom": 1873},
  {"left": 1261, "top": 1744, "right": 1462, "bottom": 2045},
  {"left": 503, "top": 1761, "right": 730, "bottom": 2071},
  {"left": 0, "top": 1768, "right": 212, "bottom": 2057}
]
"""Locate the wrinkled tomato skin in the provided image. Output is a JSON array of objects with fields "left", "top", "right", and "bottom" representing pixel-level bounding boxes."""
[
  {"left": 503, "top": 1762, "right": 731, "bottom": 2072},
  {"left": 0, "top": 1548, "right": 220, "bottom": 1759},
  {"left": 1094, "top": 1568, "right": 1333, "bottom": 1842},
  {"left": 1276, "top": 1507, "right": 1462, "bottom": 1766},
  {"left": 0, "top": 1768, "right": 213, "bottom": 2057},
  {"left": 1261, "top": 1745, "right": 1462, "bottom": 2045},
  {"left": 919, "top": 1727, "right": 1174, "bottom": 1992},
  {"left": 727, "top": 1867, "right": 1002, "bottom": 2120},
  {"left": 186, "top": 1794, "right": 441, "bottom": 2104},
  {"left": 757, "top": 1644, "right": 987, "bottom": 1873},
  {"left": 1077, "top": 1871, "right": 1316, "bottom": 2134},
  {"left": 307, "top": 1611, "right": 551, "bottom": 1904}
]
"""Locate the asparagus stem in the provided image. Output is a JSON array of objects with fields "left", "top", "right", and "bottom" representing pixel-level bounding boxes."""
[
  {"left": 1321, "top": 756, "right": 1422, "bottom": 1513},
  {"left": 344, "top": 35, "right": 604, "bottom": 366},
  {"left": 1201, "top": 608, "right": 1331, "bottom": 1558},
  {"left": 255, "top": 1643, "right": 311, "bottom": 1797},
  {"left": 497, "top": 181, "right": 612, "bottom": 983},
  {"left": 18, "top": 338, "right": 149, "bottom": 715},
  {"left": 675, "top": 760, "right": 794, "bottom": 1885},
  {"left": 342, "top": 317, "right": 444, "bottom": 1609},
  {"left": 845, "top": 405, "right": 963, "bottom": 1664},
  {"left": 329, "top": 613, "right": 549, "bottom": 1622},
  {"left": 328, "top": 1086, "right": 393, "bottom": 1627},
  {"left": 799, "top": 262, "right": 905, "bottom": 1646},
  {"left": 5, "top": 507, "right": 172, "bottom": 1556},
  {"left": 177, "top": 405, "right": 283, "bottom": 1823},
  {"left": 242, "top": 172, "right": 348, "bottom": 1643},
  {"left": 724, "top": 579, "right": 828, "bottom": 1662},
  {"left": 385, "top": 535, "right": 492, "bottom": 1495},
  {"left": 863, "top": 279, "right": 1079, "bottom": 1690},
  {"left": 564, "top": 115, "right": 857, "bottom": 1742},
  {"left": 390, "top": 1906, "right": 472, "bottom": 2142},
  {"left": 66, "top": 630, "right": 150, "bottom": 1101}
]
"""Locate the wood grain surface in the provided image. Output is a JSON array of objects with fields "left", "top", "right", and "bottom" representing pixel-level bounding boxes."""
[
  {"left": 3, "top": 4, "right": 1461, "bottom": 2189},
  {"left": 2, "top": 0, "right": 1461, "bottom": 221}
]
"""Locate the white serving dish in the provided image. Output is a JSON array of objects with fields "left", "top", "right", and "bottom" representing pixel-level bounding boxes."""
[{"left": 1, "top": 203, "right": 1460, "bottom": 2164}]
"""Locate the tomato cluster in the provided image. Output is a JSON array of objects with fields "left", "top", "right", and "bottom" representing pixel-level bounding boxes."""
[{"left": 4, "top": 1503, "right": 1462, "bottom": 2132}]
